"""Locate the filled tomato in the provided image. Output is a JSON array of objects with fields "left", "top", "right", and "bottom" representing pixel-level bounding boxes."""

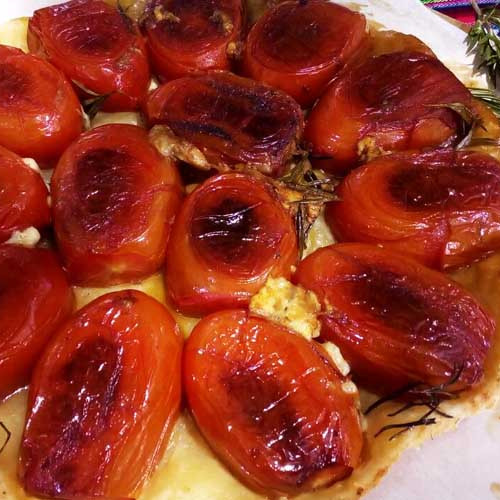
[
  {"left": 184, "top": 310, "right": 363, "bottom": 496},
  {"left": 19, "top": 289, "right": 182, "bottom": 498},
  {"left": 28, "top": 0, "right": 150, "bottom": 111},
  {"left": 243, "top": 0, "right": 367, "bottom": 108},
  {"left": 51, "top": 124, "right": 182, "bottom": 286},
  {"left": 0, "top": 44, "right": 82, "bottom": 165},
  {"left": 145, "top": 71, "right": 303, "bottom": 177},
  {"left": 304, "top": 51, "right": 473, "bottom": 174},
  {"left": 294, "top": 244, "right": 495, "bottom": 395},
  {"left": 327, "top": 150, "right": 500, "bottom": 269},
  {"left": 143, "top": 0, "right": 245, "bottom": 81},
  {"left": 0, "top": 245, "right": 73, "bottom": 401},
  {"left": 0, "top": 146, "right": 50, "bottom": 243},
  {"left": 165, "top": 173, "right": 298, "bottom": 315}
]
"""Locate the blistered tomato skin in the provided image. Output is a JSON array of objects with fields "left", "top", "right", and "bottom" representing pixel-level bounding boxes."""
[
  {"left": 184, "top": 310, "right": 363, "bottom": 496},
  {"left": 145, "top": 71, "right": 304, "bottom": 177},
  {"left": 19, "top": 290, "right": 182, "bottom": 498},
  {"left": 51, "top": 124, "right": 183, "bottom": 286},
  {"left": 165, "top": 173, "right": 298, "bottom": 316},
  {"left": 304, "top": 51, "right": 473, "bottom": 174},
  {"left": 0, "top": 246, "right": 73, "bottom": 401},
  {"left": 327, "top": 150, "right": 500, "bottom": 269},
  {"left": 295, "top": 244, "right": 495, "bottom": 395},
  {"left": 144, "top": 0, "right": 245, "bottom": 81},
  {"left": 0, "top": 44, "right": 82, "bottom": 165},
  {"left": 243, "top": 0, "right": 367, "bottom": 108},
  {"left": 28, "top": 0, "right": 151, "bottom": 111}
]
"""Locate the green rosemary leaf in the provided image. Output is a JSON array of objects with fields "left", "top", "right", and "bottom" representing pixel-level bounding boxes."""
[{"left": 469, "top": 86, "right": 500, "bottom": 118}]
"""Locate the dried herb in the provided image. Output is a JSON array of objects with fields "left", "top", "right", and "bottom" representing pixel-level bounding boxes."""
[
  {"left": 82, "top": 93, "right": 113, "bottom": 121},
  {"left": 469, "top": 86, "right": 500, "bottom": 117},
  {"left": 0, "top": 422, "right": 10, "bottom": 454}
]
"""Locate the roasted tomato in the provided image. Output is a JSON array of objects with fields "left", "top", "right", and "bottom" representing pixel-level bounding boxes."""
[
  {"left": 143, "top": 0, "right": 245, "bottom": 81},
  {"left": 146, "top": 71, "right": 303, "bottom": 177},
  {"left": 165, "top": 173, "right": 298, "bottom": 315},
  {"left": 52, "top": 124, "right": 182, "bottom": 286},
  {"left": 295, "top": 244, "right": 495, "bottom": 395},
  {"left": 0, "top": 246, "right": 73, "bottom": 401},
  {"left": 304, "top": 51, "right": 473, "bottom": 174},
  {"left": 19, "top": 289, "right": 182, "bottom": 498},
  {"left": 0, "top": 146, "right": 50, "bottom": 243},
  {"left": 327, "top": 150, "right": 500, "bottom": 270},
  {"left": 184, "top": 310, "right": 363, "bottom": 496},
  {"left": 28, "top": 0, "right": 150, "bottom": 111},
  {"left": 242, "top": 0, "right": 367, "bottom": 108},
  {"left": 0, "top": 44, "right": 82, "bottom": 165}
]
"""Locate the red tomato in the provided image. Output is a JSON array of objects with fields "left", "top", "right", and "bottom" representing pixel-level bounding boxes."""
[
  {"left": 28, "top": 0, "right": 151, "bottom": 111},
  {"left": 0, "top": 146, "right": 50, "bottom": 243},
  {"left": 144, "top": 0, "right": 245, "bottom": 81},
  {"left": 19, "top": 289, "right": 182, "bottom": 498},
  {"left": 184, "top": 310, "right": 363, "bottom": 496},
  {"left": 51, "top": 124, "right": 182, "bottom": 286},
  {"left": 304, "top": 51, "right": 473, "bottom": 174},
  {"left": 165, "top": 173, "right": 298, "bottom": 315},
  {"left": 0, "top": 245, "right": 73, "bottom": 401},
  {"left": 327, "top": 150, "right": 500, "bottom": 270},
  {"left": 145, "top": 71, "right": 304, "bottom": 177},
  {"left": 243, "top": 0, "right": 367, "bottom": 108},
  {"left": 294, "top": 244, "right": 495, "bottom": 395},
  {"left": 0, "top": 44, "right": 82, "bottom": 165}
]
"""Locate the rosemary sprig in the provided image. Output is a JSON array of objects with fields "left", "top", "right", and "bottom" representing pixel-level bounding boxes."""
[
  {"left": 469, "top": 86, "right": 500, "bottom": 117},
  {"left": 0, "top": 421, "right": 11, "bottom": 454}
]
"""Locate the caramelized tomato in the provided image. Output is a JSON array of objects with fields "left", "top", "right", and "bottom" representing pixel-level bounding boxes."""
[
  {"left": 243, "top": 0, "right": 367, "bottom": 108},
  {"left": 28, "top": 0, "right": 150, "bottom": 111},
  {"left": 304, "top": 51, "right": 473, "bottom": 174},
  {"left": 0, "top": 246, "right": 73, "bottom": 401},
  {"left": 165, "top": 173, "right": 298, "bottom": 315},
  {"left": 327, "top": 150, "right": 500, "bottom": 269},
  {"left": 19, "top": 290, "right": 182, "bottom": 498},
  {"left": 0, "top": 44, "right": 82, "bottom": 165},
  {"left": 144, "top": 0, "right": 245, "bottom": 81},
  {"left": 295, "top": 244, "right": 494, "bottom": 395},
  {"left": 184, "top": 310, "right": 363, "bottom": 496},
  {"left": 145, "top": 71, "right": 303, "bottom": 177},
  {"left": 51, "top": 124, "right": 182, "bottom": 286}
]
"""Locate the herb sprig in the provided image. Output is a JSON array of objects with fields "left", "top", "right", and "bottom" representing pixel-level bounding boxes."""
[{"left": 0, "top": 421, "right": 10, "bottom": 455}]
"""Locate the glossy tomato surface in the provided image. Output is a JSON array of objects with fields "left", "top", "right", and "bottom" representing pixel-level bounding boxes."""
[
  {"left": 327, "top": 150, "right": 500, "bottom": 269},
  {"left": 0, "top": 146, "right": 50, "bottom": 243},
  {"left": 146, "top": 71, "right": 303, "bottom": 177},
  {"left": 184, "top": 310, "right": 363, "bottom": 496},
  {"left": 304, "top": 51, "right": 473, "bottom": 174},
  {"left": 19, "top": 289, "right": 182, "bottom": 498},
  {"left": 144, "top": 0, "right": 245, "bottom": 81},
  {"left": 0, "top": 44, "right": 82, "bottom": 165},
  {"left": 52, "top": 124, "right": 182, "bottom": 286},
  {"left": 165, "top": 173, "right": 298, "bottom": 315},
  {"left": 243, "top": 0, "right": 367, "bottom": 107},
  {"left": 0, "top": 245, "right": 73, "bottom": 401},
  {"left": 28, "top": 0, "right": 150, "bottom": 111},
  {"left": 295, "top": 244, "right": 494, "bottom": 395}
]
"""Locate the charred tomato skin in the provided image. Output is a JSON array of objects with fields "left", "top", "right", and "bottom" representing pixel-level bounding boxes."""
[
  {"left": 51, "top": 124, "right": 182, "bottom": 286},
  {"left": 28, "top": 0, "right": 151, "bottom": 111},
  {"left": 19, "top": 289, "right": 182, "bottom": 499},
  {"left": 0, "top": 44, "right": 82, "bottom": 165},
  {"left": 0, "top": 245, "right": 73, "bottom": 401},
  {"left": 294, "top": 243, "right": 495, "bottom": 395},
  {"left": 184, "top": 309, "right": 363, "bottom": 496},
  {"left": 327, "top": 150, "right": 500, "bottom": 270},
  {"left": 242, "top": 0, "right": 367, "bottom": 108},
  {"left": 144, "top": 0, "right": 245, "bottom": 81}
]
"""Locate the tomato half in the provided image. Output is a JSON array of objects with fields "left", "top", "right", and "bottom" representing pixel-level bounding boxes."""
[
  {"left": 165, "top": 173, "right": 298, "bottom": 315},
  {"left": 51, "top": 124, "right": 182, "bottom": 286},
  {"left": 0, "top": 245, "right": 73, "bottom": 401},
  {"left": 242, "top": 0, "right": 367, "bottom": 107},
  {"left": 184, "top": 310, "right": 363, "bottom": 496},
  {"left": 28, "top": 0, "right": 151, "bottom": 111},
  {"left": 19, "top": 289, "right": 182, "bottom": 498},
  {"left": 294, "top": 244, "right": 495, "bottom": 395}
]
